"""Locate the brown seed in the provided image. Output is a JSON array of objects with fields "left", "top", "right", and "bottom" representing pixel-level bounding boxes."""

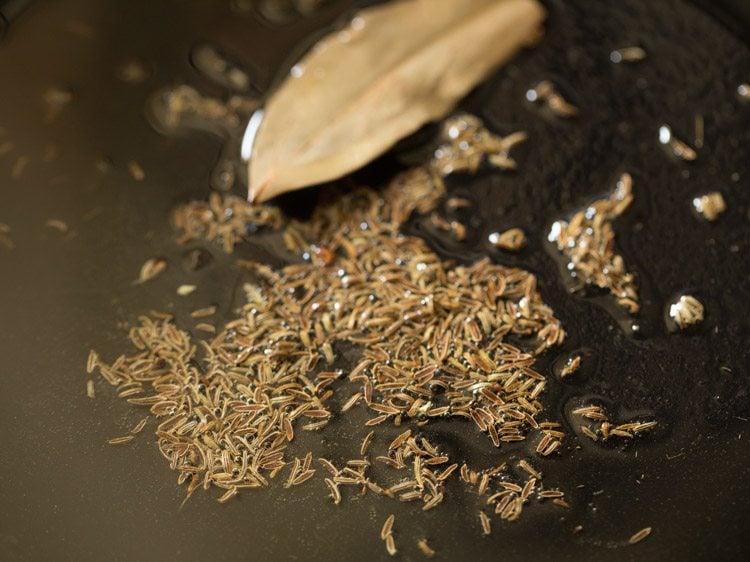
[
  {"left": 479, "top": 510, "right": 492, "bottom": 536},
  {"left": 692, "top": 192, "right": 726, "bottom": 222},
  {"left": 527, "top": 81, "right": 578, "bottom": 117},
  {"left": 190, "top": 306, "right": 217, "bottom": 318},
  {"left": 324, "top": 478, "right": 341, "bottom": 505},
  {"left": 45, "top": 219, "right": 69, "bottom": 233},
  {"left": 417, "top": 538, "right": 435, "bottom": 558},
  {"left": 128, "top": 160, "right": 145, "bottom": 181},
  {"left": 136, "top": 258, "right": 166, "bottom": 283},
  {"left": 609, "top": 46, "right": 646, "bottom": 63},
  {"left": 518, "top": 459, "right": 541, "bottom": 479},
  {"left": 580, "top": 425, "right": 598, "bottom": 441},
  {"left": 360, "top": 430, "right": 375, "bottom": 456},
  {"left": 385, "top": 534, "right": 397, "bottom": 556},
  {"left": 218, "top": 487, "right": 237, "bottom": 503},
  {"left": 668, "top": 295, "right": 704, "bottom": 329},
  {"left": 389, "top": 429, "right": 411, "bottom": 451},
  {"left": 107, "top": 435, "right": 135, "bottom": 445},
  {"left": 694, "top": 114, "right": 704, "bottom": 149},
  {"left": 628, "top": 526, "right": 652, "bottom": 545},
  {"left": 488, "top": 228, "right": 526, "bottom": 251},
  {"left": 130, "top": 417, "right": 149, "bottom": 434},
  {"left": 86, "top": 350, "right": 99, "bottom": 373},
  {"left": 560, "top": 355, "right": 581, "bottom": 378},
  {"left": 177, "top": 284, "right": 197, "bottom": 296},
  {"left": 380, "top": 514, "right": 395, "bottom": 540},
  {"left": 659, "top": 125, "right": 697, "bottom": 161}
]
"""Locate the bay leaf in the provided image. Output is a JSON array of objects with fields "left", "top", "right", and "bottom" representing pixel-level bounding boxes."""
[{"left": 247, "top": 0, "right": 545, "bottom": 203}]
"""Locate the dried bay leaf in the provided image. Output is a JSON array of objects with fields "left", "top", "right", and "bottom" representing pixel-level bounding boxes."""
[{"left": 248, "top": 0, "right": 545, "bottom": 202}]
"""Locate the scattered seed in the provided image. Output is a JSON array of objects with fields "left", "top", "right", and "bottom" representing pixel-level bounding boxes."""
[
  {"left": 11, "top": 156, "right": 29, "bottom": 179},
  {"left": 360, "top": 430, "right": 375, "bottom": 456},
  {"left": 527, "top": 81, "right": 578, "bottom": 117},
  {"left": 560, "top": 355, "right": 581, "bottom": 378},
  {"left": 130, "top": 417, "right": 149, "bottom": 434},
  {"left": 417, "top": 538, "right": 435, "bottom": 558},
  {"left": 658, "top": 125, "right": 697, "bottom": 161},
  {"left": 116, "top": 59, "right": 150, "bottom": 83},
  {"left": 580, "top": 425, "right": 598, "bottom": 441},
  {"left": 668, "top": 295, "right": 704, "bottom": 329},
  {"left": 218, "top": 487, "right": 238, "bottom": 503},
  {"left": 324, "top": 478, "right": 341, "bottom": 505},
  {"left": 692, "top": 192, "right": 726, "bottom": 222},
  {"left": 385, "top": 534, "right": 397, "bottom": 556},
  {"left": 128, "top": 160, "right": 146, "bottom": 181},
  {"left": 190, "top": 306, "right": 217, "bottom": 318},
  {"left": 610, "top": 46, "right": 646, "bottom": 63},
  {"left": 479, "top": 510, "right": 492, "bottom": 535},
  {"left": 86, "top": 350, "right": 99, "bottom": 373},
  {"left": 86, "top": 379, "right": 96, "bottom": 399},
  {"left": 177, "top": 284, "right": 197, "bottom": 296},
  {"left": 518, "top": 459, "right": 541, "bottom": 479},
  {"left": 488, "top": 228, "right": 525, "bottom": 251},
  {"left": 42, "top": 87, "right": 73, "bottom": 121},
  {"left": 381, "top": 514, "right": 395, "bottom": 540},
  {"left": 45, "top": 219, "right": 69, "bottom": 233},
  {"left": 445, "top": 197, "right": 472, "bottom": 211},
  {"left": 136, "top": 258, "right": 166, "bottom": 283},
  {"left": 694, "top": 114, "right": 704, "bottom": 148},
  {"left": 107, "top": 435, "right": 135, "bottom": 445},
  {"left": 628, "top": 526, "right": 652, "bottom": 545}
]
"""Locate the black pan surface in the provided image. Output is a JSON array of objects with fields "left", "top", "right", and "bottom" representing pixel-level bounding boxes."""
[{"left": 0, "top": 1, "right": 749, "bottom": 561}]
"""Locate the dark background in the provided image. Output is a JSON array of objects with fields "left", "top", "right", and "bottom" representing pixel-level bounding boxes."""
[{"left": 0, "top": 1, "right": 749, "bottom": 560}]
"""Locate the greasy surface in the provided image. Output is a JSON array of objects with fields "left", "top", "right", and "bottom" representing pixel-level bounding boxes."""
[{"left": 0, "top": 1, "right": 749, "bottom": 561}]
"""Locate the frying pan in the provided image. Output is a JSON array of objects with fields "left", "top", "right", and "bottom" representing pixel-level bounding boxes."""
[{"left": 0, "top": 1, "right": 748, "bottom": 561}]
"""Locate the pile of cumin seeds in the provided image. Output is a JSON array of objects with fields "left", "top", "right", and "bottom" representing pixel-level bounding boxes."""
[
  {"left": 547, "top": 173, "right": 640, "bottom": 314},
  {"left": 92, "top": 115, "right": 579, "bottom": 536},
  {"left": 173, "top": 191, "right": 284, "bottom": 252}
]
